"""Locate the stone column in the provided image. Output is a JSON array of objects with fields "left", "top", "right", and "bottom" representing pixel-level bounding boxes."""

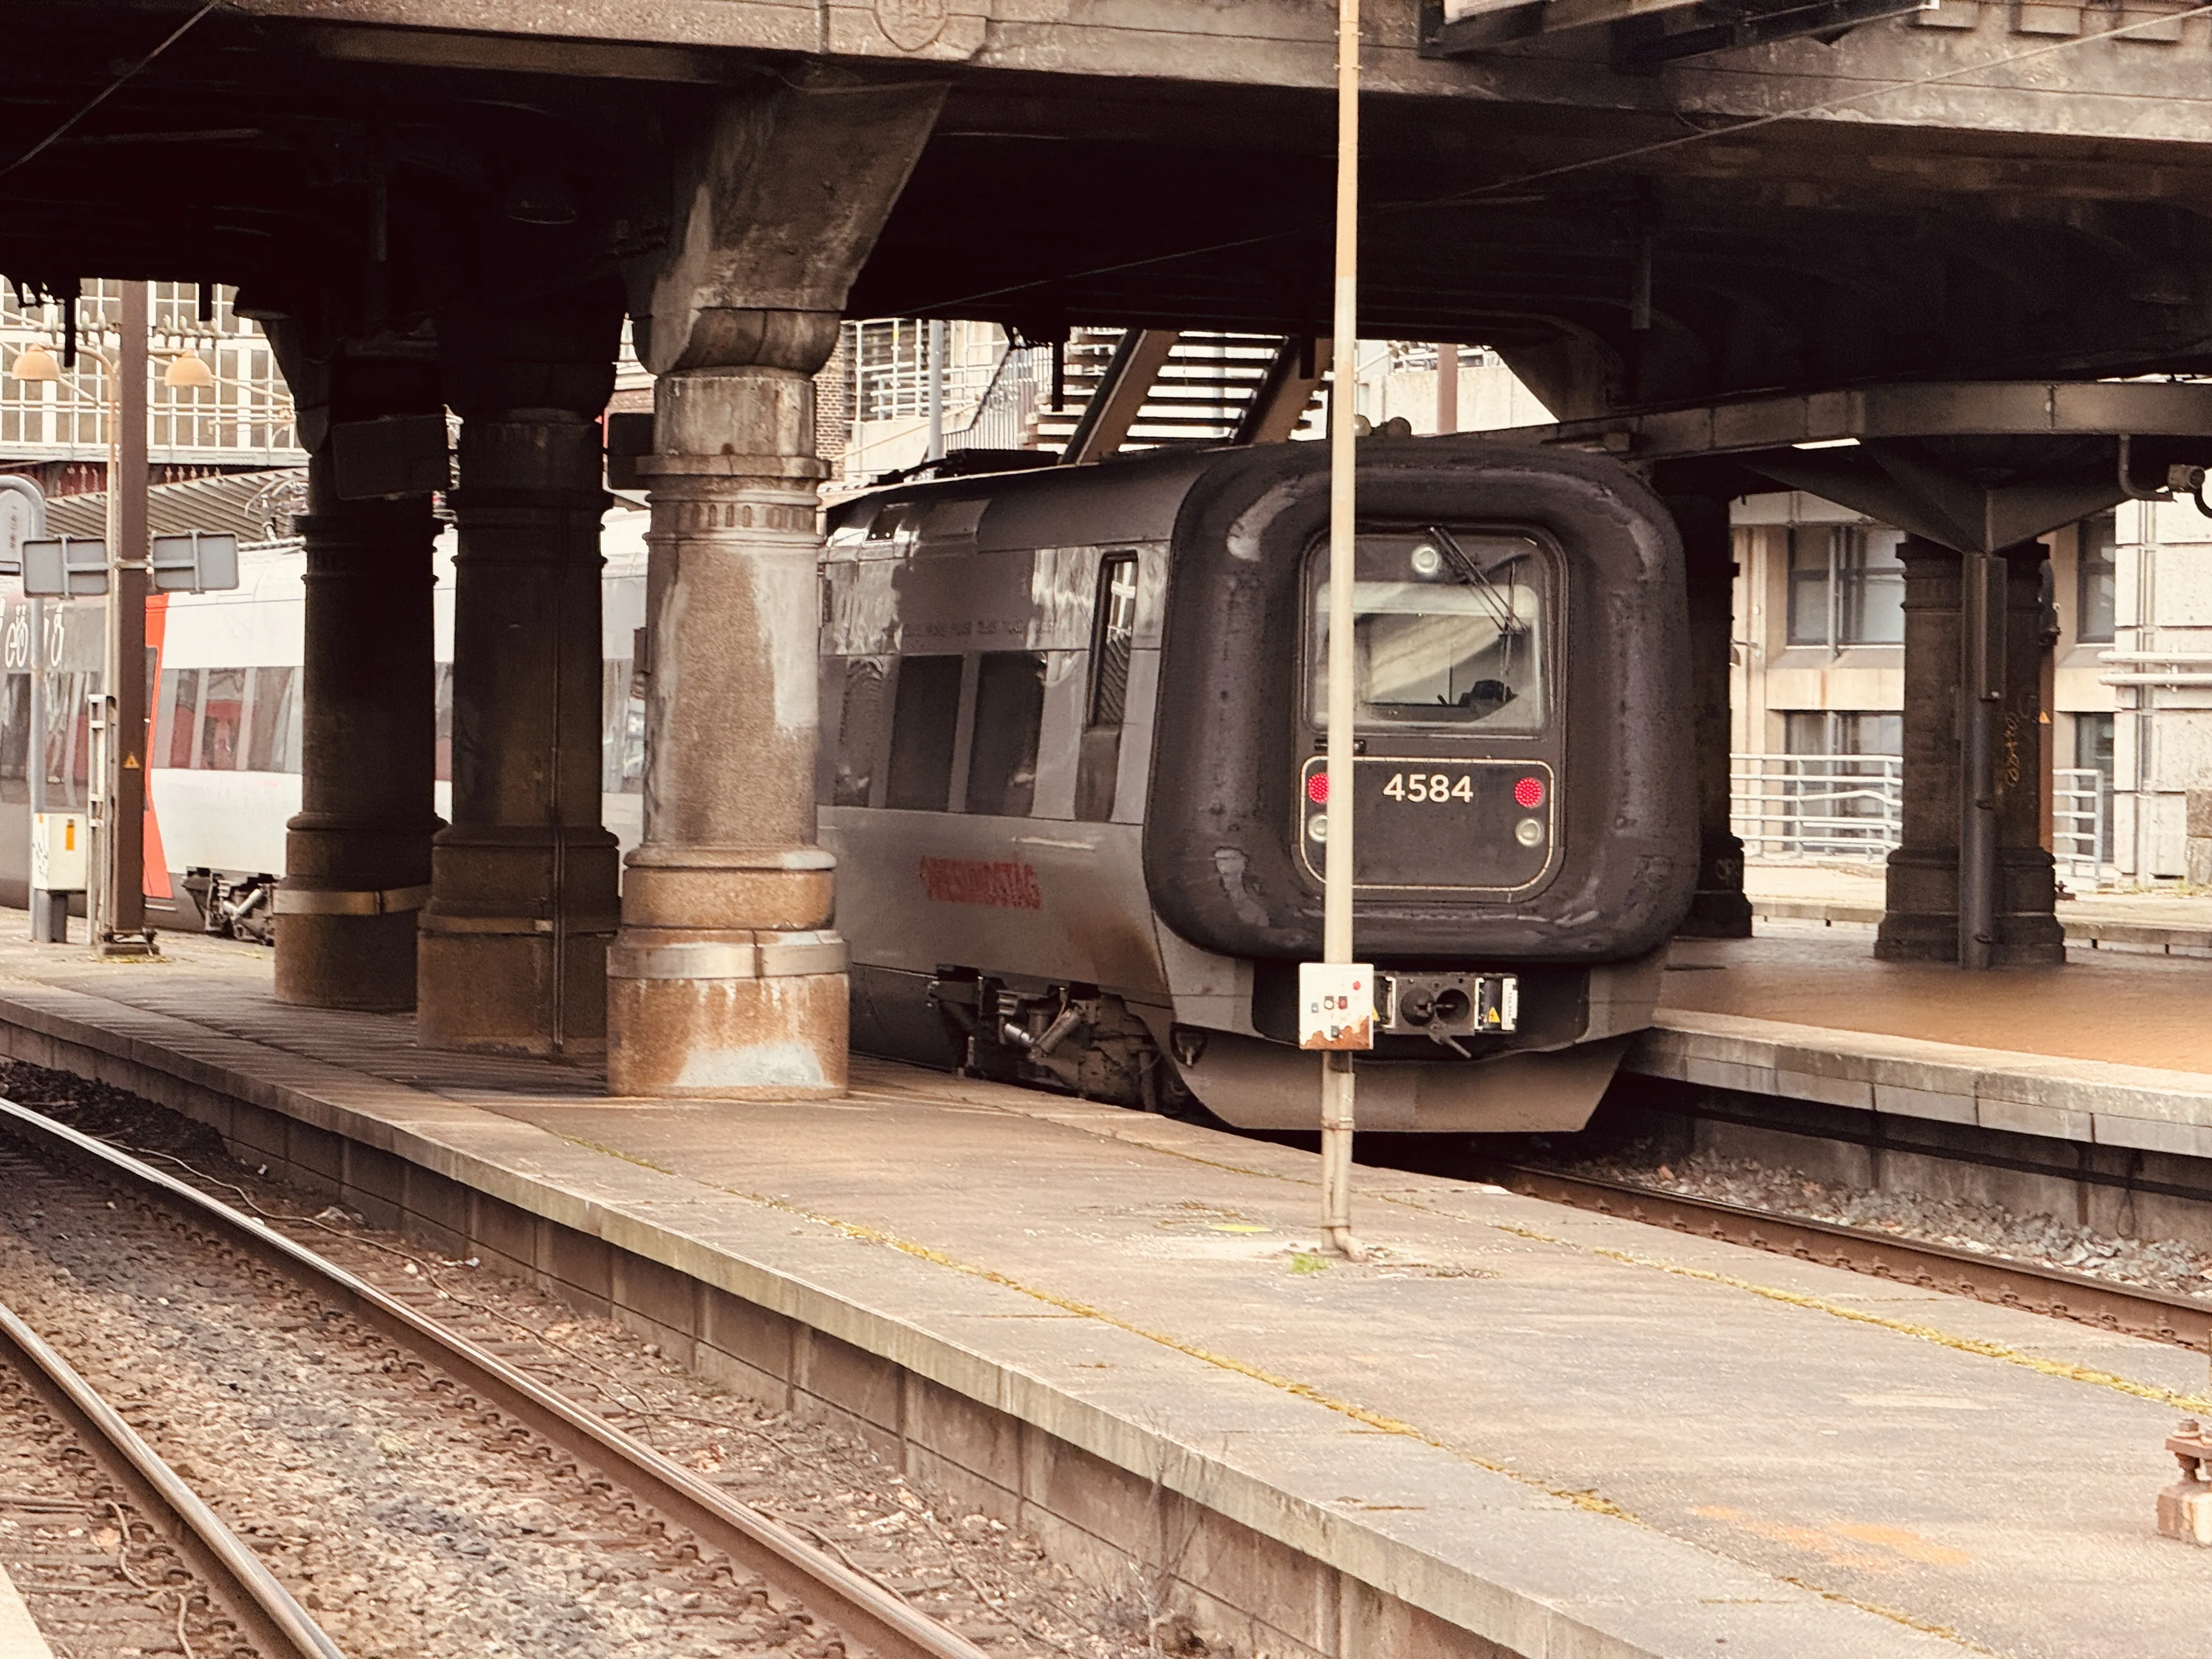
[
  {"left": 276, "top": 437, "right": 439, "bottom": 1008},
  {"left": 1877, "top": 537, "right": 2063, "bottom": 963},
  {"left": 1877, "top": 537, "right": 1963, "bottom": 961},
  {"left": 607, "top": 78, "right": 944, "bottom": 1097},
  {"left": 417, "top": 284, "right": 624, "bottom": 1056},
  {"left": 1994, "top": 544, "right": 2065, "bottom": 963},
  {"left": 608, "top": 358, "right": 845, "bottom": 1095},
  {"left": 1669, "top": 495, "right": 1752, "bottom": 938}
]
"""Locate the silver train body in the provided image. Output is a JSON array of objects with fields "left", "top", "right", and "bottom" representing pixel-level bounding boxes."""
[{"left": 821, "top": 438, "right": 1697, "bottom": 1133}]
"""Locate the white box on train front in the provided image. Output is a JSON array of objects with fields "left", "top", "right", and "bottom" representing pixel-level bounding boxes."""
[
  {"left": 1299, "top": 962, "right": 1375, "bottom": 1051},
  {"left": 32, "top": 813, "right": 86, "bottom": 892}
]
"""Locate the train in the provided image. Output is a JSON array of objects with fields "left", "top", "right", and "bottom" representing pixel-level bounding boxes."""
[
  {"left": 0, "top": 504, "right": 652, "bottom": 939},
  {"left": 0, "top": 433, "right": 1694, "bottom": 1133},
  {"left": 820, "top": 437, "right": 1696, "bottom": 1133}
]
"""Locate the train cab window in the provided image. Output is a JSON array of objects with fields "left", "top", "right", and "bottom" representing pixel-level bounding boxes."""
[
  {"left": 966, "top": 651, "right": 1046, "bottom": 817},
  {"left": 1076, "top": 553, "right": 1139, "bottom": 821},
  {"left": 1309, "top": 528, "right": 1547, "bottom": 732},
  {"left": 1090, "top": 554, "right": 1139, "bottom": 727},
  {"left": 886, "top": 654, "right": 964, "bottom": 810}
]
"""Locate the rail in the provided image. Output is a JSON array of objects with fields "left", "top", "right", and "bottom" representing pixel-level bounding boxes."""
[
  {"left": 0, "top": 1295, "right": 345, "bottom": 1658},
  {"left": 0, "top": 1099, "right": 991, "bottom": 1659},
  {"left": 1730, "top": 752, "right": 1902, "bottom": 860},
  {"left": 1487, "top": 1162, "right": 2212, "bottom": 1350}
]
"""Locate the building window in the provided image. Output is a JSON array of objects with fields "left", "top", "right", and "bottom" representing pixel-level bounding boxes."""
[
  {"left": 1783, "top": 710, "right": 1901, "bottom": 757},
  {"left": 1785, "top": 530, "right": 1830, "bottom": 646},
  {"left": 2077, "top": 512, "right": 2116, "bottom": 644},
  {"left": 1786, "top": 526, "right": 1905, "bottom": 648}
]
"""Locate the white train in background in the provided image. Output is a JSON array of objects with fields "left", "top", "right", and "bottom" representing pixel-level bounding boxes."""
[{"left": 0, "top": 503, "right": 652, "bottom": 935}]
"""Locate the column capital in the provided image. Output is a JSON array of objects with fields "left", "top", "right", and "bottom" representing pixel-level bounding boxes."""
[{"left": 631, "top": 81, "right": 945, "bottom": 376}]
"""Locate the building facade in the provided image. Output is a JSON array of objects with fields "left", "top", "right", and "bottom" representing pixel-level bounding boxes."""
[{"left": 1727, "top": 491, "right": 2153, "bottom": 881}]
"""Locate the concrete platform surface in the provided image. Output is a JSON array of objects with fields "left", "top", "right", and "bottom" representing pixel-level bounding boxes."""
[
  {"left": 1745, "top": 864, "right": 2212, "bottom": 955},
  {"left": 0, "top": 1566, "right": 54, "bottom": 1659},
  {"left": 1640, "top": 924, "right": 2212, "bottom": 1156},
  {"left": 0, "top": 927, "right": 2202, "bottom": 1656}
]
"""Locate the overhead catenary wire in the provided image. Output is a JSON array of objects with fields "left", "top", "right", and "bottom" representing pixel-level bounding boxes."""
[{"left": 0, "top": 2, "right": 224, "bottom": 183}]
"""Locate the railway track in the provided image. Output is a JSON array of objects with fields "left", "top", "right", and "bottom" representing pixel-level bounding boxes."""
[
  {"left": 0, "top": 1289, "right": 343, "bottom": 1658},
  {"left": 0, "top": 1097, "right": 992, "bottom": 1659},
  {"left": 1486, "top": 1161, "right": 2212, "bottom": 1353}
]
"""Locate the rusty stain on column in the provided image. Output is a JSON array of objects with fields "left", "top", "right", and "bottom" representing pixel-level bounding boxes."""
[{"left": 607, "top": 362, "right": 847, "bottom": 1096}]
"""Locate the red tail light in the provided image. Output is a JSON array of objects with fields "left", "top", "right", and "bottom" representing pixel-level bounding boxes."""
[{"left": 1514, "top": 776, "right": 1545, "bottom": 809}]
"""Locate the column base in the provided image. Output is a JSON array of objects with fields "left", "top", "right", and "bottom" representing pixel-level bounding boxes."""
[
  {"left": 1677, "top": 834, "right": 1752, "bottom": 938},
  {"left": 417, "top": 919, "right": 613, "bottom": 1057},
  {"left": 1875, "top": 846, "right": 2066, "bottom": 966},
  {"left": 606, "top": 929, "right": 848, "bottom": 1098},
  {"left": 274, "top": 911, "right": 421, "bottom": 1011},
  {"left": 417, "top": 825, "right": 620, "bottom": 1057}
]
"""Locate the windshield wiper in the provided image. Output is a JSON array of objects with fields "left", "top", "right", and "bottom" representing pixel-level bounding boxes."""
[{"left": 1425, "top": 524, "right": 1528, "bottom": 639}]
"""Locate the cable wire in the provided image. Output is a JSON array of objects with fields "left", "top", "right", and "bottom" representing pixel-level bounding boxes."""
[{"left": 0, "top": 3, "right": 224, "bottom": 183}]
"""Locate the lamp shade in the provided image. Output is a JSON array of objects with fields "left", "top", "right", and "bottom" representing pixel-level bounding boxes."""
[
  {"left": 7, "top": 344, "right": 60, "bottom": 383},
  {"left": 163, "top": 353, "right": 215, "bottom": 391}
]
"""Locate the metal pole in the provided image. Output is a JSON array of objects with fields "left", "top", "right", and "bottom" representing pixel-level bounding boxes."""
[
  {"left": 925, "top": 319, "right": 946, "bottom": 462},
  {"left": 95, "top": 282, "right": 156, "bottom": 960},
  {"left": 1319, "top": 0, "right": 1362, "bottom": 1260},
  {"left": 1435, "top": 342, "right": 1458, "bottom": 435},
  {"left": 1959, "top": 548, "right": 2000, "bottom": 970}
]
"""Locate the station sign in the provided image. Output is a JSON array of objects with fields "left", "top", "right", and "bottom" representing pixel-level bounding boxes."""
[
  {"left": 20, "top": 537, "right": 110, "bottom": 597},
  {"left": 20, "top": 532, "right": 241, "bottom": 597},
  {"left": 150, "top": 531, "right": 240, "bottom": 593}
]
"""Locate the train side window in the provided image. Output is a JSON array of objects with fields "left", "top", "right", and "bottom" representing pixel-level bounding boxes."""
[
  {"left": 834, "top": 657, "right": 891, "bottom": 807},
  {"left": 885, "top": 654, "right": 963, "bottom": 811},
  {"left": 164, "top": 668, "right": 200, "bottom": 769},
  {"left": 247, "top": 667, "right": 296, "bottom": 773},
  {"left": 965, "top": 651, "right": 1047, "bottom": 817},
  {"left": 0, "top": 673, "right": 24, "bottom": 787},
  {"left": 199, "top": 668, "right": 245, "bottom": 770},
  {"left": 1075, "top": 553, "right": 1138, "bottom": 822}
]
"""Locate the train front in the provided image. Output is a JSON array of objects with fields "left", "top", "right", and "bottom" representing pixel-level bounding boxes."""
[{"left": 1145, "top": 438, "right": 1697, "bottom": 1132}]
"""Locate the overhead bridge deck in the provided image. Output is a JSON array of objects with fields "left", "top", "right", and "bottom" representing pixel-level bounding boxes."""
[{"left": 0, "top": 919, "right": 2200, "bottom": 1658}]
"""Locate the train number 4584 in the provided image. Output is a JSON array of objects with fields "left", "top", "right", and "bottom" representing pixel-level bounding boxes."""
[{"left": 1381, "top": 772, "right": 1475, "bottom": 804}]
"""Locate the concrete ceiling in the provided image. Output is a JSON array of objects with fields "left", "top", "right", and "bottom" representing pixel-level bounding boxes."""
[{"left": 9, "top": 1, "right": 2212, "bottom": 421}]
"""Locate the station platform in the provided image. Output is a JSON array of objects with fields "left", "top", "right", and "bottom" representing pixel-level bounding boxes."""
[
  {"left": 0, "top": 926, "right": 2200, "bottom": 1656},
  {"left": 1637, "top": 915, "right": 2212, "bottom": 1160}
]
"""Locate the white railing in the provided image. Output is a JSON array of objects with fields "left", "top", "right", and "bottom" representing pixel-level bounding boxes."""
[
  {"left": 2053, "top": 766, "right": 2112, "bottom": 885},
  {"left": 1732, "top": 753, "right": 1903, "bottom": 860},
  {"left": 946, "top": 343, "right": 1054, "bottom": 453}
]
